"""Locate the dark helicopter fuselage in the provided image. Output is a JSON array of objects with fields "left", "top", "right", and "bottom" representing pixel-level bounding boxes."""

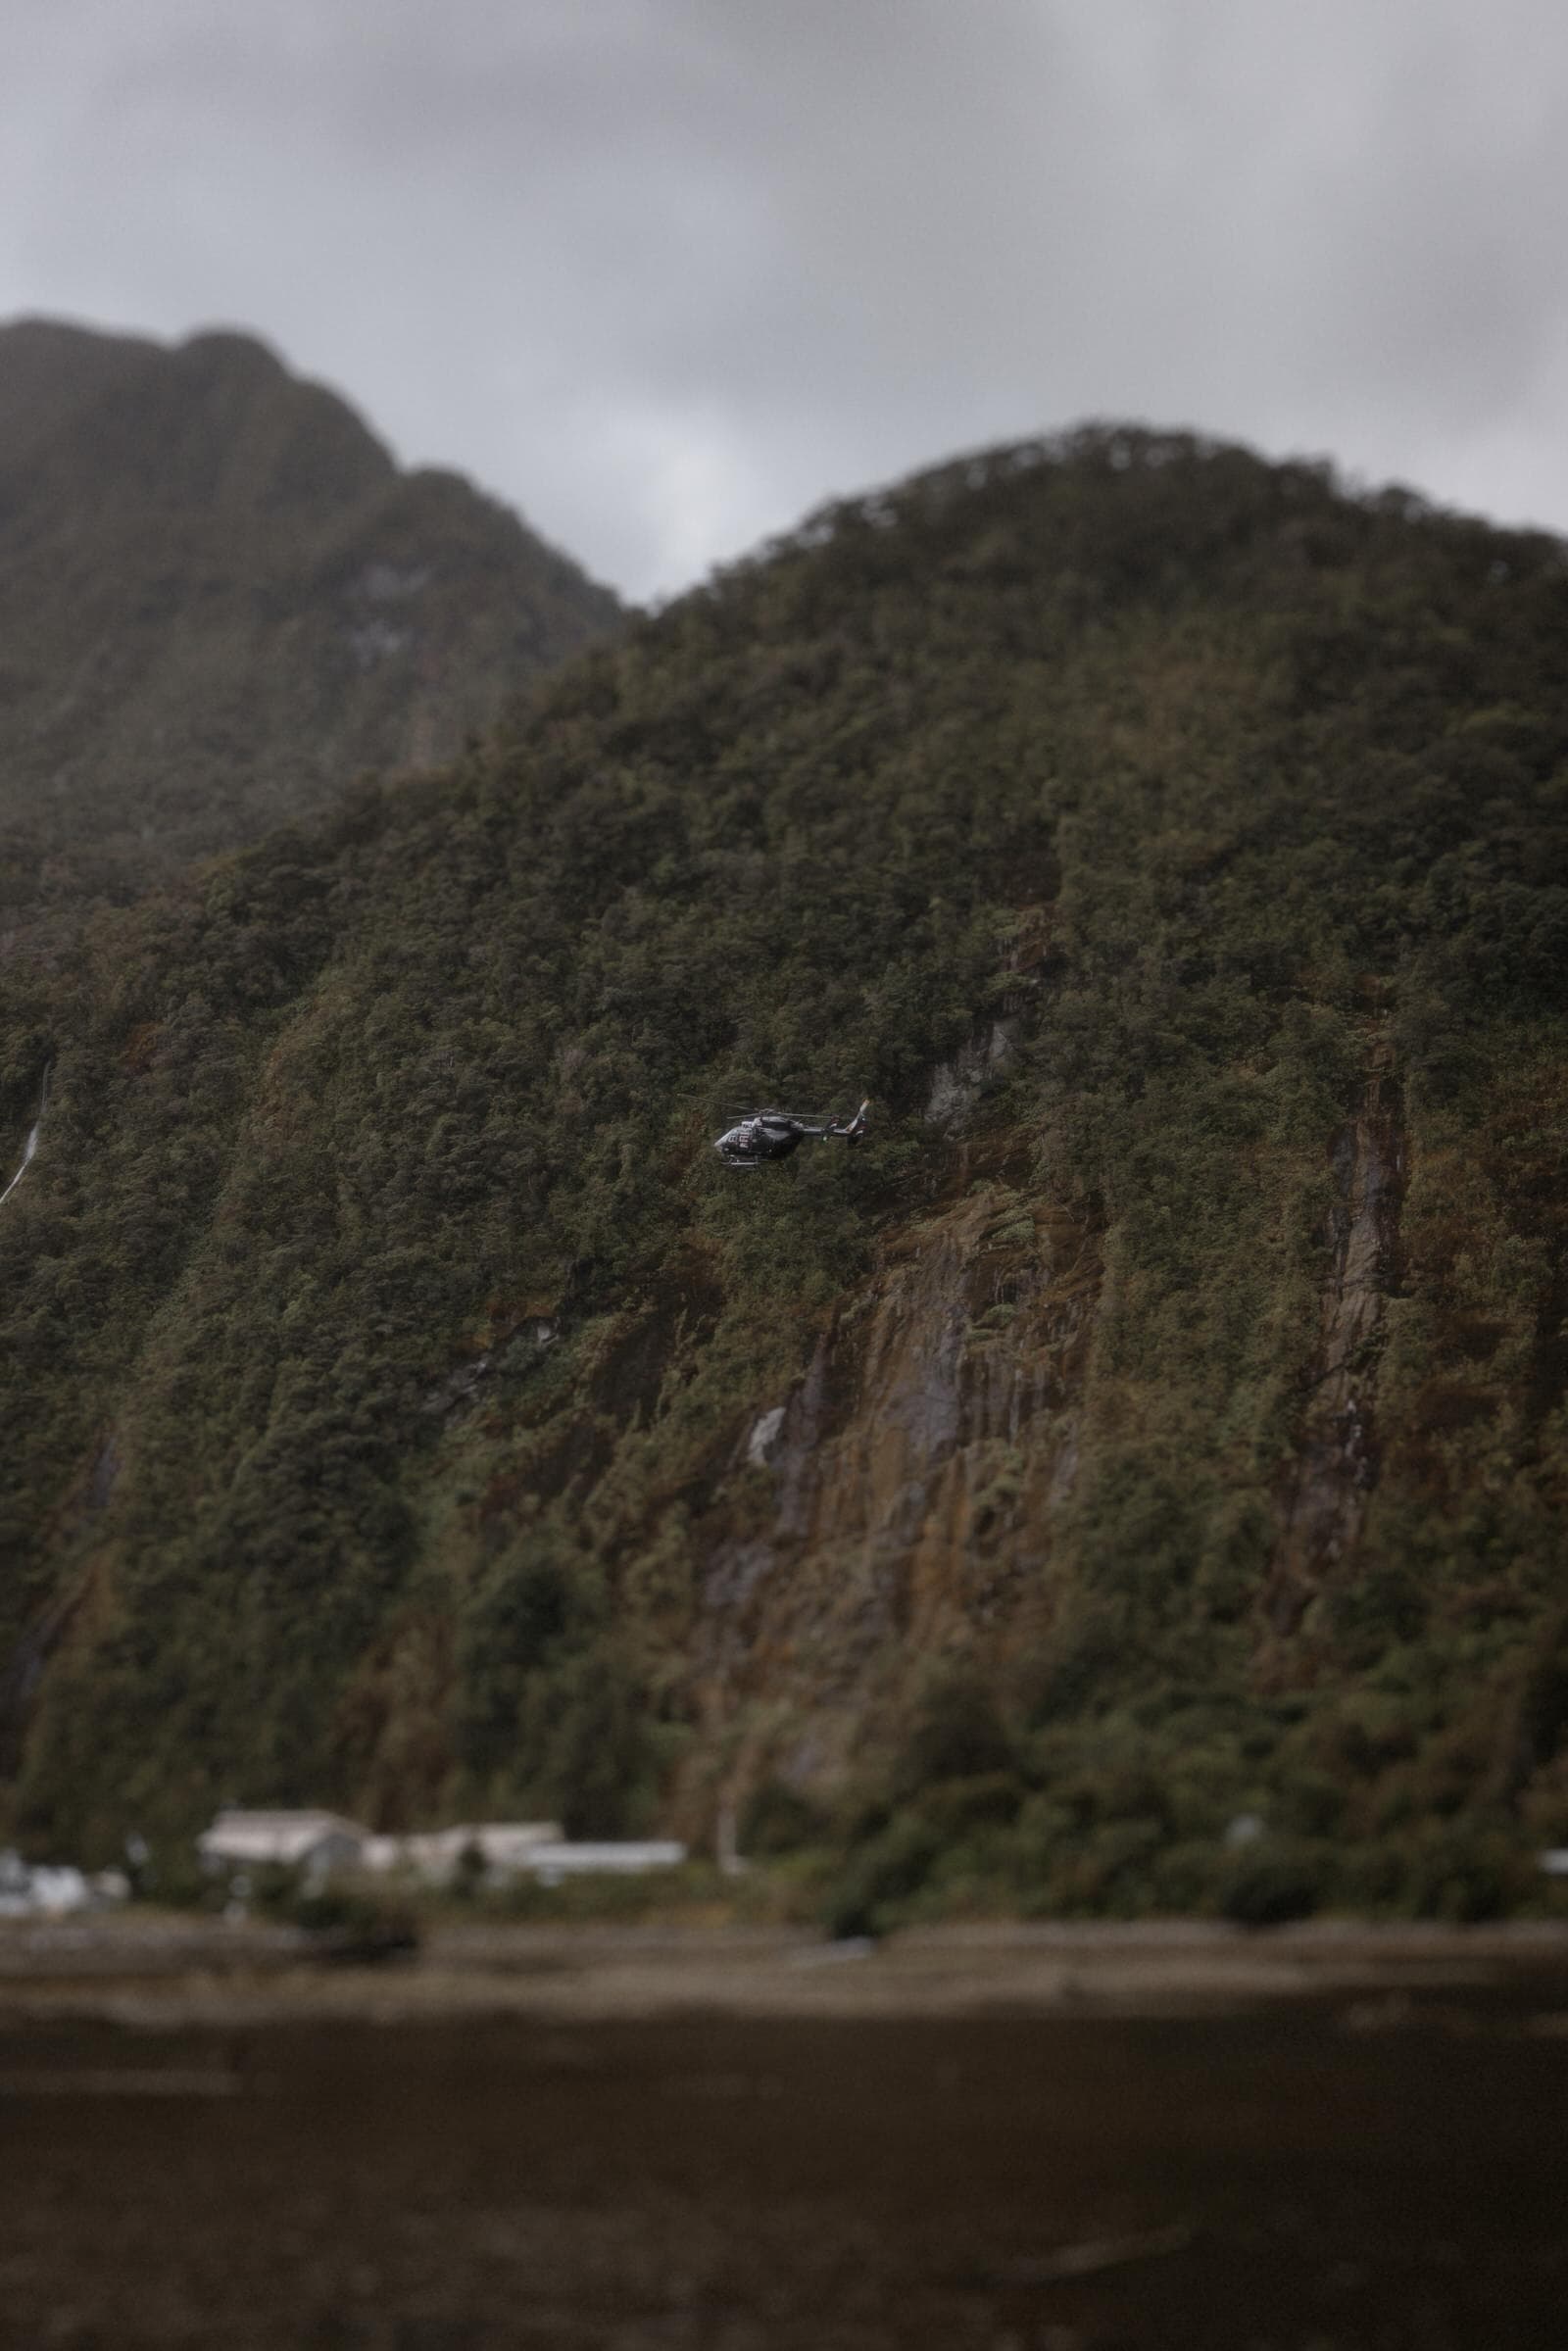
[
  {"left": 712, "top": 1113, "right": 812, "bottom": 1169},
  {"left": 712, "top": 1100, "right": 869, "bottom": 1170}
]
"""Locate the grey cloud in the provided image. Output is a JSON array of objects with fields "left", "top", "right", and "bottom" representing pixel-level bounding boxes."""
[{"left": 4, "top": 1, "right": 1568, "bottom": 595}]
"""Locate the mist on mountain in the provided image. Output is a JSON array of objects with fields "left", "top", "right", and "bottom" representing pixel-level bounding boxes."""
[{"left": 0, "top": 318, "right": 620, "bottom": 931}]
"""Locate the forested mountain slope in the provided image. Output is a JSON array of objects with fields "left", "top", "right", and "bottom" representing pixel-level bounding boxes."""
[
  {"left": 3, "top": 426, "right": 1565, "bottom": 1920},
  {"left": 0, "top": 319, "right": 620, "bottom": 926}
]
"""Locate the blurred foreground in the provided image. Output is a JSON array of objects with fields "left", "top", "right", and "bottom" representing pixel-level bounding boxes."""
[{"left": 4, "top": 1921, "right": 1567, "bottom": 2348}]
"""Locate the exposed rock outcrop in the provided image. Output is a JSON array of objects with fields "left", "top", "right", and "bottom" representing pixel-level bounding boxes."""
[
  {"left": 697, "top": 1181, "right": 1100, "bottom": 1795},
  {"left": 924, "top": 1020, "right": 1022, "bottom": 1129},
  {"left": 923, "top": 906, "right": 1056, "bottom": 1132},
  {"left": 1262, "top": 1021, "right": 1405, "bottom": 1637}
]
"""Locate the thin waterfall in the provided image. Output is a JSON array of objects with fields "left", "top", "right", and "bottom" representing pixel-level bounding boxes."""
[{"left": 0, "top": 1063, "right": 50, "bottom": 1210}]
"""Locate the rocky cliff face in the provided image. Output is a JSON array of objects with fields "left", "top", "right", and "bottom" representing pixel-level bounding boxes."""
[
  {"left": 694, "top": 1169, "right": 1098, "bottom": 1804},
  {"left": 1263, "top": 1015, "right": 1406, "bottom": 1643}
]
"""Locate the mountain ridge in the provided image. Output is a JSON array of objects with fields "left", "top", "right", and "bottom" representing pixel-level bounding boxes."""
[
  {"left": 3, "top": 417, "right": 1566, "bottom": 1924},
  {"left": 0, "top": 317, "right": 622, "bottom": 927}
]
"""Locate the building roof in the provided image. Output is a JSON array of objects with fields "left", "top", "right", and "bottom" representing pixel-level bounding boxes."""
[{"left": 196, "top": 1809, "right": 368, "bottom": 1866}]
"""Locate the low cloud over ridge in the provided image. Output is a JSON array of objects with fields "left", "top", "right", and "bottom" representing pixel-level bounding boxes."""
[{"left": 5, "top": 0, "right": 1568, "bottom": 597}]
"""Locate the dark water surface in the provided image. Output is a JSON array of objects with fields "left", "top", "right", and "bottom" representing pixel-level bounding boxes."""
[{"left": 4, "top": 1996, "right": 1566, "bottom": 2348}]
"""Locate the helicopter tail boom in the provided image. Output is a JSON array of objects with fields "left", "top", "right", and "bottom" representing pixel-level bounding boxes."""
[{"left": 827, "top": 1098, "right": 871, "bottom": 1143}]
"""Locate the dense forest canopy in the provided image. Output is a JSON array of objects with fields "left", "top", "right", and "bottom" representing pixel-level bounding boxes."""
[{"left": 2, "top": 420, "right": 1565, "bottom": 1924}]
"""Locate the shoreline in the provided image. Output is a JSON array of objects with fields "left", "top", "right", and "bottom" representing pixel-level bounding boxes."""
[{"left": 5, "top": 1913, "right": 1568, "bottom": 2026}]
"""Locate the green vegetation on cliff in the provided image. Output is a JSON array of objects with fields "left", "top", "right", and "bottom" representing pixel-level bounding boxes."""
[{"left": 2, "top": 424, "right": 1565, "bottom": 1920}]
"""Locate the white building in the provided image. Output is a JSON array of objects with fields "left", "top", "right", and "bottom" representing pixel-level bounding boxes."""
[
  {"left": 194, "top": 1811, "right": 689, "bottom": 1889},
  {"left": 0, "top": 1849, "right": 129, "bottom": 1917},
  {"left": 196, "top": 1809, "right": 368, "bottom": 1878},
  {"left": 358, "top": 1827, "right": 687, "bottom": 1886},
  {"left": 360, "top": 1823, "right": 562, "bottom": 1884},
  {"left": 526, "top": 1840, "right": 687, "bottom": 1886}
]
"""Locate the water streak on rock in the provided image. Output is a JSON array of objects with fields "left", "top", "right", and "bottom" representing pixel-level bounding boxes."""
[
  {"left": 0, "top": 1064, "right": 50, "bottom": 1210},
  {"left": 1264, "top": 1023, "right": 1405, "bottom": 1636}
]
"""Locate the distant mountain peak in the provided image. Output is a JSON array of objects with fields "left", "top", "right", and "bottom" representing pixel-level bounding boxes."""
[
  {"left": 0, "top": 316, "right": 622, "bottom": 910},
  {"left": 175, "top": 324, "right": 287, "bottom": 369}
]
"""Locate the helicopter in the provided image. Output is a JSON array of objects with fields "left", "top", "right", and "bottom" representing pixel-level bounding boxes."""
[{"left": 712, "top": 1099, "right": 870, "bottom": 1170}]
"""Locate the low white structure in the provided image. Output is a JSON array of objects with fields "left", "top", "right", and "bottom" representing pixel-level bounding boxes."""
[
  {"left": 360, "top": 1828, "right": 686, "bottom": 1886},
  {"left": 0, "top": 1850, "right": 128, "bottom": 1918},
  {"left": 360, "top": 1822, "right": 562, "bottom": 1884},
  {"left": 196, "top": 1809, "right": 368, "bottom": 1878},
  {"left": 193, "top": 1811, "right": 688, "bottom": 1891},
  {"left": 527, "top": 1840, "right": 687, "bottom": 1886}
]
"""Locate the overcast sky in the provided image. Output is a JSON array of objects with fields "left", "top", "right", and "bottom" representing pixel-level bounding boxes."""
[{"left": 5, "top": 0, "right": 1568, "bottom": 600}]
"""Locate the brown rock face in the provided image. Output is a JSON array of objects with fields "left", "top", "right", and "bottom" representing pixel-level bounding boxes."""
[
  {"left": 1263, "top": 1019, "right": 1406, "bottom": 1639},
  {"left": 695, "top": 1180, "right": 1101, "bottom": 1799}
]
